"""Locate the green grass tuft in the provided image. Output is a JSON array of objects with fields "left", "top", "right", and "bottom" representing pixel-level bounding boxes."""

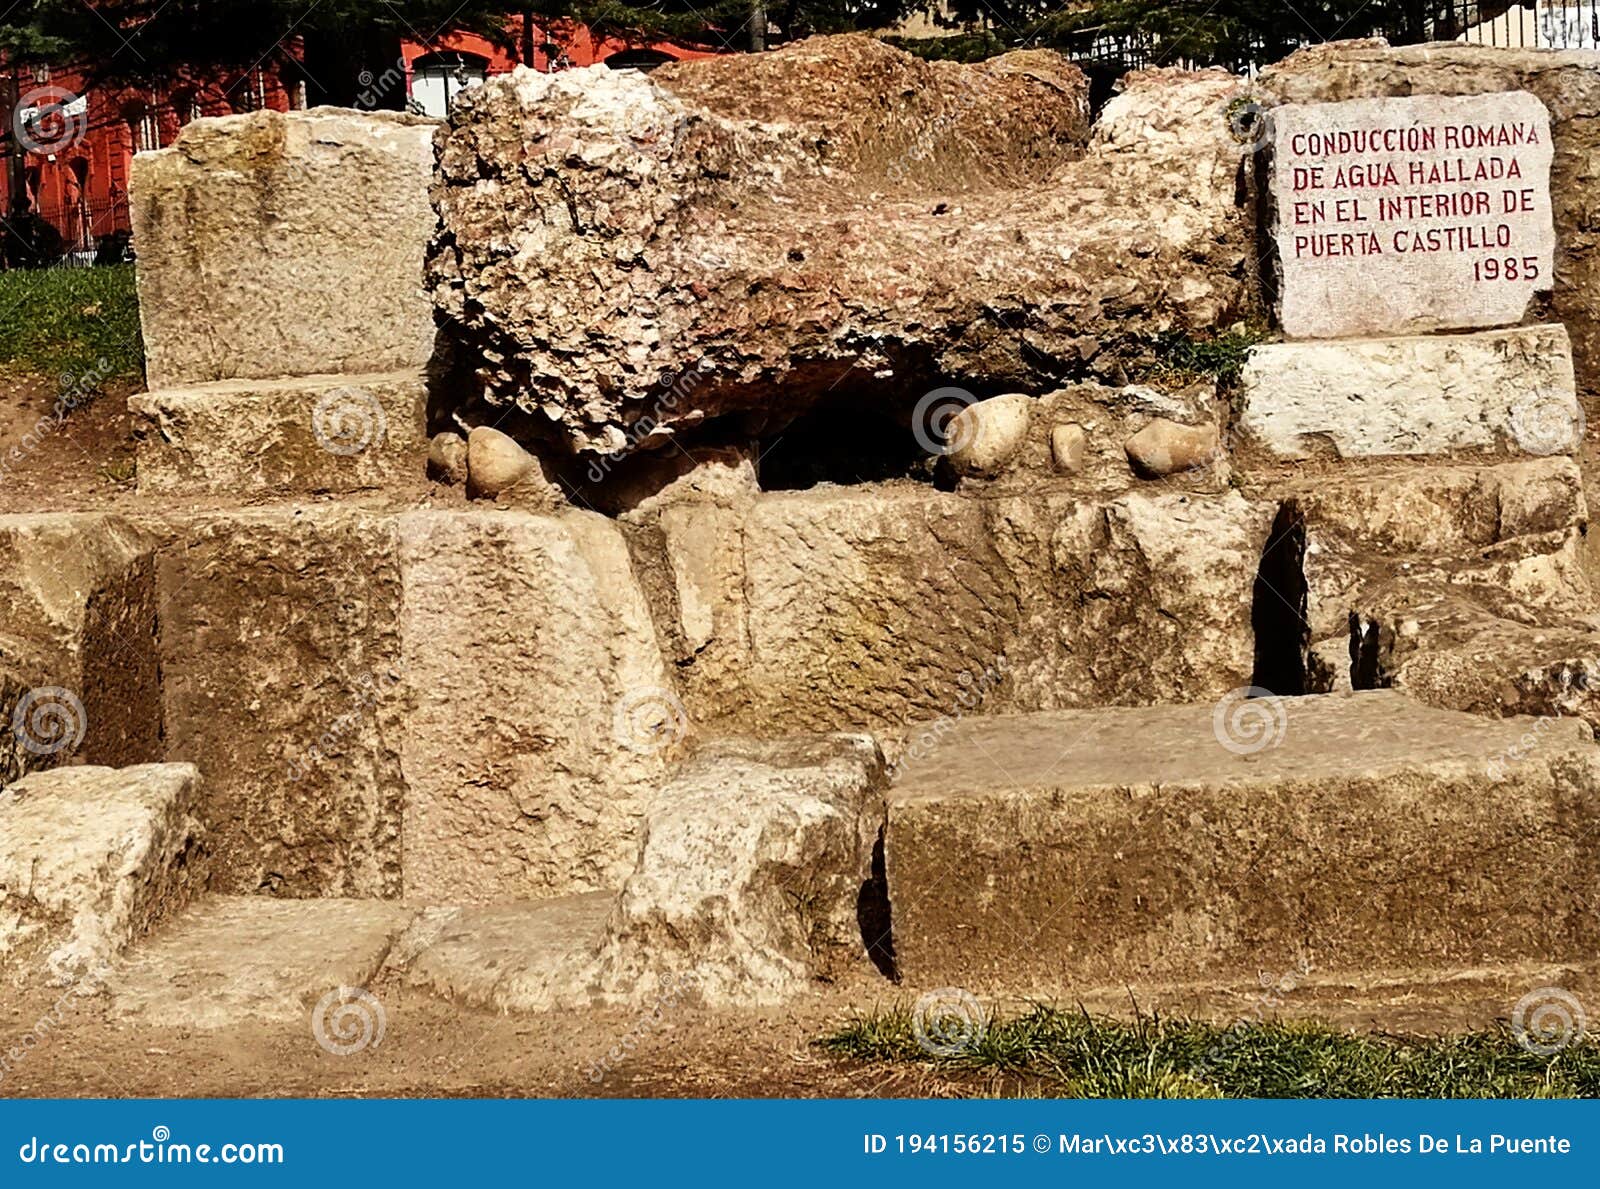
[
  {"left": 0, "top": 264, "right": 144, "bottom": 387},
  {"left": 818, "top": 1005, "right": 1600, "bottom": 1098},
  {"left": 1149, "top": 321, "right": 1271, "bottom": 390}
]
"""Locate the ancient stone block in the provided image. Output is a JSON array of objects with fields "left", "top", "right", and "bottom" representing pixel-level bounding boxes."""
[
  {"left": 430, "top": 36, "right": 1249, "bottom": 453},
  {"left": 129, "top": 371, "right": 428, "bottom": 497},
  {"left": 500, "top": 734, "right": 888, "bottom": 1008},
  {"left": 739, "top": 488, "right": 1020, "bottom": 734},
  {"left": 1267, "top": 92, "right": 1554, "bottom": 339},
  {"left": 887, "top": 692, "right": 1600, "bottom": 990},
  {"left": 400, "top": 895, "right": 611, "bottom": 1011},
  {"left": 0, "top": 514, "right": 161, "bottom": 780},
  {"left": 156, "top": 508, "right": 404, "bottom": 898},
  {"left": 396, "top": 509, "right": 675, "bottom": 902},
  {"left": 111, "top": 897, "right": 416, "bottom": 1027},
  {"left": 131, "top": 108, "right": 438, "bottom": 389},
  {"left": 1048, "top": 491, "right": 1269, "bottom": 706},
  {"left": 0, "top": 764, "right": 205, "bottom": 984},
  {"left": 1237, "top": 324, "right": 1578, "bottom": 459}
]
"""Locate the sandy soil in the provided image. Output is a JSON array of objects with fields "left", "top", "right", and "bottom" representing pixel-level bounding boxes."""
[{"left": 3, "top": 961, "right": 1590, "bottom": 1100}]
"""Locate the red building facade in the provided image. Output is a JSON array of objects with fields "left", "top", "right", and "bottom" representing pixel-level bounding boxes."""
[{"left": 1, "top": 19, "right": 716, "bottom": 265}]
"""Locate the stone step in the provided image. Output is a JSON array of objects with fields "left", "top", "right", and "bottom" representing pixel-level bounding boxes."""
[
  {"left": 110, "top": 896, "right": 416, "bottom": 1027},
  {"left": 129, "top": 370, "right": 427, "bottom": 498},
  {"left": 885, "top": 690, "right": 1600, "bottom": 992},
  {"left": 0, "top": 764, "right": 205, "bottom": 985},
  {"left": 397, "top": 894, "right": 611, "bottom": 1010}
]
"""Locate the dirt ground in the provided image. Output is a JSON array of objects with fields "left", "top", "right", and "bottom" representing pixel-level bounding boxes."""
[
  {"left": 3, "top": 962, "right": 1591, "bottom": 1099},
  {"left": 0, "top": 372, "right": 142, "bottom": 510}
]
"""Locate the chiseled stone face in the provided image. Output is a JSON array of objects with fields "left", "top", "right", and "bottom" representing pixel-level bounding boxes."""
[
  {"left": 130, "top": 108, "right": 439, "bottom": 389},
  {"left": 1269, "top": 91, "right": 1555, "bottom": 340},
  {"left": 1237, "top": 323, "right": 1578, "bottom": 459}
]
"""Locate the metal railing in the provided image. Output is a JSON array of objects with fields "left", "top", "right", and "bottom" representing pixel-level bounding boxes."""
[
  {"left": 1456, "top": 1, "right": 1600, "bottom": 47},
  {"left": 1069, "top": 0, "right": 1599, "bottom": 78},
  {"left": 3, "top": 198, "right": 131, "bottom": 269}
]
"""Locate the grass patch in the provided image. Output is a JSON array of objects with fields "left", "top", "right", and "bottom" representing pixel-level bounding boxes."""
[
  {"left": 1148, "top": 320, "right": 1271, "bottom": 390},
  {"left": 818, "top": 1005, "right": 1600, "bottom": 1098},
  {"left": 0, "top": 264, "right": 144, "bottom": 387}
]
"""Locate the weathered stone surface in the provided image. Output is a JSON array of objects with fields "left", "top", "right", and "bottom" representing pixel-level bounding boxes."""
[
  {"left": 397, "top": 509, "right": 676, "bottom": 902},
  {"left": 1238, "top": 324, "right": 1578, "bottom": 459},
  {"left": 1286, "top": 456, "right": 1590, "bottom": 638},
  {"left": 1267, "top": 92, "right": 1554, "bottom": 340},
  {"left": 947, "top": 394, "right": 1033, "bottom": 477},
  {"left": 604, "top": 445, "right": 758, "bottom": 516},
  {"left": 1352, "top": 600, "right": 1600, "bottom": 733},
  {"left": 0, "top": 764, "right": 204, "bottom": 985},
  {"left": 1124, "top": 417, "right": 1218, "bottom": 477},
  {"left": 1258, "top": 42, "right": 1600, "bottom": 386},
  {"left": 0, "top": 514, "right": 161, "bottom": 780},
  {"left": 400, "top": 894, "right": 611, "bottom": 1010},
  {"left": 129, "top": 371, "right": 428, "bottom": 497},
  {"left": 1046, "top": 491, "right": 1269, "bottom": 707},
  {"left": 426, "top": 432, "right": 469, "bottom": 485},
  {"left": 430, "top": 36, "right": 1250, "bottom": 454},
  {"left": 156, "top": 508, "right": 404, "bottom": 898},
  {"left": 888, "top": 692, "right": 1600, "bottom": 990},
  {"left": 111, "top": 897, "right": 415, "bottom": 1027},
  {"left": 655, "top": 485, "right": 1266, "bottom": 736},
  {"left": 738, "top": 488, "right": 1019, "bottom": 733},
  {"left": 502, "top": 734, "right": 888, "bottom": 1008},
  {"left": 1287, "top": 456, "right": 1587, "bottom": 558},
  {"left": 131, "top": 108, "right": 439, "bottom": 389}
]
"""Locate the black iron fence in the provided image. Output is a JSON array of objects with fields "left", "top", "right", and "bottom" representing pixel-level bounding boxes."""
[
  {"left": 1071, "top": 0, "right": 1599, "bottom": 80},
  {"left": 1452, "top": 0, "right": 1600, "bottom": 46},
  {"left": 2, "top": 198, "right": 131, "bottom": 270}
]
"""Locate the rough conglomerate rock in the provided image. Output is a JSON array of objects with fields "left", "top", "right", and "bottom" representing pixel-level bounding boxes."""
[{"left": 429, "top": 35, "right": 1252, "bottom": 454}]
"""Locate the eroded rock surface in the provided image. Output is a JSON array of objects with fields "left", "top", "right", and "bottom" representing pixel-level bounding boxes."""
[
  {"left": 888, "top": 692, "right": 1600, "bottom": 990},
  {"left": 430, "top": 35, "right": 1250, "bottom": 454},
  {"left": 132, "top": 108, "right": 438, "bottom": 388},
  {"left": 529, "top": 734, "right": 889, "bottom": 1008},
  {"left": 0, "top": 764, "right": 205, "bottom": 985}
]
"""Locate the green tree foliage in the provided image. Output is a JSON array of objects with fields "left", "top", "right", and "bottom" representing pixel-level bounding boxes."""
[{"left": 0, "top": 0, "right": 932, "bottom": 89}]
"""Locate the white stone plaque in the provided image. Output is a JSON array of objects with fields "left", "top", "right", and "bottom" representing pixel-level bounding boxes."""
[{"left": 1268, "top": 92, "right": 1555, "bottom": 340}]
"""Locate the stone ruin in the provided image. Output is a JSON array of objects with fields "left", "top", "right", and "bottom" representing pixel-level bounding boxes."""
[{"left": 4, "top": 35, "right": 1600, "bottom": 1030}]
